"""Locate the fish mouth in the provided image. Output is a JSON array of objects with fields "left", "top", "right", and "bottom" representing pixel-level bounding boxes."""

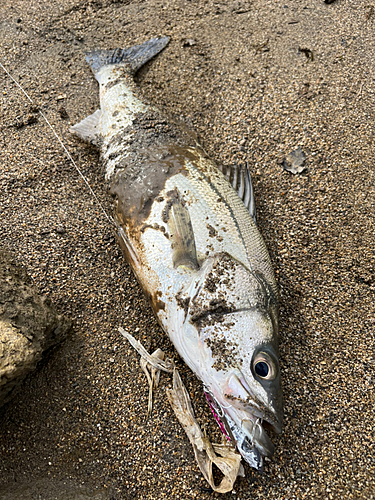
[{"left": 204, "top": 390, "right": 278, "bottom": 471}]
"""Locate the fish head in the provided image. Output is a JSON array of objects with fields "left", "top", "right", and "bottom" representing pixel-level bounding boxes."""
[
  {"left": 178, "top": 253, "right": 282, "bottom": 470},
  {"left": 201, "top": 308, "right": 282, "bottom": 470}
]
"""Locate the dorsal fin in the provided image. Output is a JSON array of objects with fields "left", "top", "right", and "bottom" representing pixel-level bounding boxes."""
[
  {"left": 164, "top": 188, "right": 199, "bottom": 270},
  {"left": 219, "top": 163, "right": 257, "bottom": 223}
]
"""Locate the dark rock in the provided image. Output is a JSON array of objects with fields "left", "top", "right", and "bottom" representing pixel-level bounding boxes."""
[
  {"left": 55, "top": 225, "right": 66, "bottom": 234},
  {"left": 58, "top": 106, "right": 69, "bottom": 119}
]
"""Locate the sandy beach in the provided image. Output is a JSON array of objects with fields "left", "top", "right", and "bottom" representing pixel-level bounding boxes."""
[{"left": 0, "top": 0, "right": 374, "bottom": 498}]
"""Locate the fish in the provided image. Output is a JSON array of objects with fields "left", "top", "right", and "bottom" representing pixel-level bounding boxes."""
[{"left": 70, "top": 37, "right": 283, "bottom": 473}]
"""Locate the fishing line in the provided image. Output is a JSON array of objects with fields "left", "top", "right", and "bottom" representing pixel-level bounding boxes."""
[{"left": 0, "top": 61, "right": 117, "bottom": 228}]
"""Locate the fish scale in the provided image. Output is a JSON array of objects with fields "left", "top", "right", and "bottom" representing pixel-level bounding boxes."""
[
  {"left": 138, "top": 162, "right": 276, "bottom": 296},
  {"left": 70, "top": 36, "right": 283, "bottom": 477}
]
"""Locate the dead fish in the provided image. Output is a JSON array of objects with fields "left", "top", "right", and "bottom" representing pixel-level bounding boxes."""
[{"left": 70, "top": 37, "right": 282, "bottom": 471}]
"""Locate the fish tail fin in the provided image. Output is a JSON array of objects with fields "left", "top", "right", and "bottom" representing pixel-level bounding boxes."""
[{"left": 85, "top": 36, "right": 170, "bottom": 76}]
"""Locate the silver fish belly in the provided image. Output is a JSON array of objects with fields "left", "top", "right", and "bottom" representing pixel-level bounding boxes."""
[{"left": 70, "top": 37, "right": 283, "bottom": 471}]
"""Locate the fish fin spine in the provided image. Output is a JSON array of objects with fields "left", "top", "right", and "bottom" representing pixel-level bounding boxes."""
[{"left": 219, "top": 162, "right": 257, "bottom": 223}]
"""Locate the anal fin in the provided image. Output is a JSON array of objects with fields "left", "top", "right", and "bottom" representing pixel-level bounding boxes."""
[{"left": 69, "top": 109, "right": 101, "bottom": 146}]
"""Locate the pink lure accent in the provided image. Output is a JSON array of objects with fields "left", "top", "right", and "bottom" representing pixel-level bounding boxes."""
[{"left": 204, "top": 392, "right": 231, "bottom": 441}]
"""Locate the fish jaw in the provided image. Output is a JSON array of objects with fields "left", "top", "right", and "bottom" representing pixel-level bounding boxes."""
[
  {"left": 204, "top": 372, "right": 282, "bottom": 470},
  {"left": 224, "top": 372, "right": 283, "bottom": 436}
]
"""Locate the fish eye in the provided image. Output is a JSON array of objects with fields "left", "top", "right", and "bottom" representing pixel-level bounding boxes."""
[
  {"left": 252, "top": 352, "right": 277, "bottom": 381},
  {"left": 255, "top": 361, "right": 269, "bottom": 377}
]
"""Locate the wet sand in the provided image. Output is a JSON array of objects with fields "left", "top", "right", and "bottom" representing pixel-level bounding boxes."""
[{"left": 0, "top": 0, "right": 374, "bottom": 498}]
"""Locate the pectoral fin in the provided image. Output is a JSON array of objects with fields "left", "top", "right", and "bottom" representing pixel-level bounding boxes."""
[
  {"left": 69, "top": 109, "right": 101, "bottom": 146},
  {"left": 164, "top": 188, "right": 199, "bottom": 270}
]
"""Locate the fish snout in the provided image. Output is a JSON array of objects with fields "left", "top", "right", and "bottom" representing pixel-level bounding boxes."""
[{"left": 225, "top": 373, "right": 282, "bottom": 434}]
